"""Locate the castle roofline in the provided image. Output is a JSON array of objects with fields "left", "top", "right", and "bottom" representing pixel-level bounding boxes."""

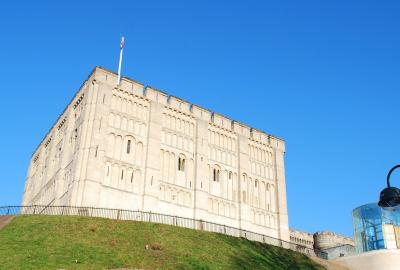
[
  {"left": 31, "top": 65, "right": 285, "bottom": 158},
  {"left": 94, "top": 66, "right": 285, "bottom": 143},
  {"left": 314, "top": 230, "right": 354, "bottom": 240}
]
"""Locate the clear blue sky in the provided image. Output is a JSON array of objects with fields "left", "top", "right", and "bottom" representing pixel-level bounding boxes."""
[{"left": 0, "top": 1, "right": 399, "bottom": 237}]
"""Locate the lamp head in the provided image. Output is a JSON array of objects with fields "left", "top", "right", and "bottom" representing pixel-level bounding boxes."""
[{"left": 378, "top": 186, "right": 400, "bottom": 208}]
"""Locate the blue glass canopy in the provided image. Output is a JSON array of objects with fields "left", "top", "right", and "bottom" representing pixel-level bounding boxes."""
[{"left": 352, "top": 203, "right": 400, "bottom": 253}]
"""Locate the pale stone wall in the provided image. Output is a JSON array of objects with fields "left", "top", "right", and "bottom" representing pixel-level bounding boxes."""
[
  {"left": 22, "top": 66, "right": 290, "bottom": 241},
  {"left": 290, "top": 229, "right": 314, "bottom": 249},
  {"left": 321, "top": 244, "right": 355, "bottom": 260},
  {"left": 314, "top": 231, "right": 355, "bottom": 250},
  {"left": 290, "top": 229, "right": 355, "bottom": 259}
]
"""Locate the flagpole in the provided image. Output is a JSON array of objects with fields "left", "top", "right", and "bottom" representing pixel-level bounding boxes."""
[{"left": 117, "top": 36, "right": 124, "bottom": 85}]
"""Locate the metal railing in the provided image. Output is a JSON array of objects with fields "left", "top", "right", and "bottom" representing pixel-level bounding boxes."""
[{"left": 0, "top": 205, "right": 315, "bottom": 256}]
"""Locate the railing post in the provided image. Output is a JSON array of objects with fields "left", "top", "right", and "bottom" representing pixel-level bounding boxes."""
[{"left": 117, "top": 209, "right": 121, "bottom": 220}]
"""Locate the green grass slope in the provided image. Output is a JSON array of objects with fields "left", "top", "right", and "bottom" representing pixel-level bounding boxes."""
[{"left": 0, "top": 215, "right": 325, "bottom": 270}]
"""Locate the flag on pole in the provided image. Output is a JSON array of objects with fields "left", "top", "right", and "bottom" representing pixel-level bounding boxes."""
[
  {"left": 117, "top": 36, "right": 125, "bottom": 85},
  {"left": 120, "top": 36, "right": 125, "bottom": 49}
]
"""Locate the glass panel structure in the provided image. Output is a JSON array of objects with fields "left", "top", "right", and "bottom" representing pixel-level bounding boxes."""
[{"left": 352, "top": 203, "right": 400, "bottom": 253}]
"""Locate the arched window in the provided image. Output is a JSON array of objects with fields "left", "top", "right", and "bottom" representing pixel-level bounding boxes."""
[
  {"left": 228, "top": 171, "right": 232, "bottom": 179},
  {"left": 213, "top": 168, "right": 220, "bottom": 182},
  {"left": 178, "top": 156, "right": 185, "bottom": 171},
  {"left": 127, "top": 140, "right": 131, "bottom": 154}
]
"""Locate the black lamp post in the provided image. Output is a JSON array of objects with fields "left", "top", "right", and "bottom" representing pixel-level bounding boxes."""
[{"left": 378, "top": 165, "right": 400, "bottom": 208}]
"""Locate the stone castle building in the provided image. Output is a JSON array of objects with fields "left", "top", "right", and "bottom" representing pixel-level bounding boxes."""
[
  {"left": 290, "top": 229, "right": 315, "bottom": 250},
  {"left": 290, "top": 228, "right": 355, "bottom": 259},
  {"left": 22, "top": 66, "right": 290, "bottom": 241}
]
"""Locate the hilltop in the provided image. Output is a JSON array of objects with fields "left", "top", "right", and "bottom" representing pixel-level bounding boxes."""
[{"left": 0, "top": 215, "right": 325, "bottom": 270}]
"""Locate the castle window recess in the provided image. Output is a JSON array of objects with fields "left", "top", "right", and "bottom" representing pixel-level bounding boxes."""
[
  {"left": 57, "top": 118, "right": 67, "bottom": 130},
  {"left": 213, "top": 168, "right": 220, "bottom": 182},
  {"left": 178, "top": 157, "right": 185, "bottom": 171},
  {"left": 127, "top": 140, "right": 131, "bottom": 154},
  {"left": 73, "top": 93, "right": 85, "bottom": 110},
  {"left": 44, "top": 137, "right": 52, "bottom": 148}
]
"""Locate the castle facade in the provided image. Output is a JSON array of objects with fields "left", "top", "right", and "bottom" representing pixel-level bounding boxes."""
[{"left": 22, "top": 66, "right": 289, "bottom": 241}]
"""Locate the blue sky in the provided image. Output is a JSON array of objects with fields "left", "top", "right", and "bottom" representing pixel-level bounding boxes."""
[{"left": 0, "top": 1, "right": 399, "bottom": 236}]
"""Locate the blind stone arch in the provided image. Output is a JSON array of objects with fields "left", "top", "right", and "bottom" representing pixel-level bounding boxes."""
[
  {"left": 111, "top": 95, "right": 116, "bottom": 109},
  {"left": 121, "top": 117, "right": 127, "bottom": 131},
  {"left": 135, "top": 142, "right": 143, "bottom": 166},
  {"left": 270, "top": 184, "right": 275, "bottom": 212},
  {"left": 111, "top": 163, "right": 119, "bottom": 187},
  {"left": 134, "top": 169, "right": 141, "bottom": 193},
  {"left": 107, "top": 133, "right": 115, "bottom": 157},
  {"left": 115, "top": 135, "right": 123, "bottom": 160},
  {"left": 108, "top": 113, "right": 114, "bottom": 127}
]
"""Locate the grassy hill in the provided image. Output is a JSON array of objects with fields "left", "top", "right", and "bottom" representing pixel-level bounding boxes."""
[{"left": 0, "top": 215, "right": 325, "bottom": 270}]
